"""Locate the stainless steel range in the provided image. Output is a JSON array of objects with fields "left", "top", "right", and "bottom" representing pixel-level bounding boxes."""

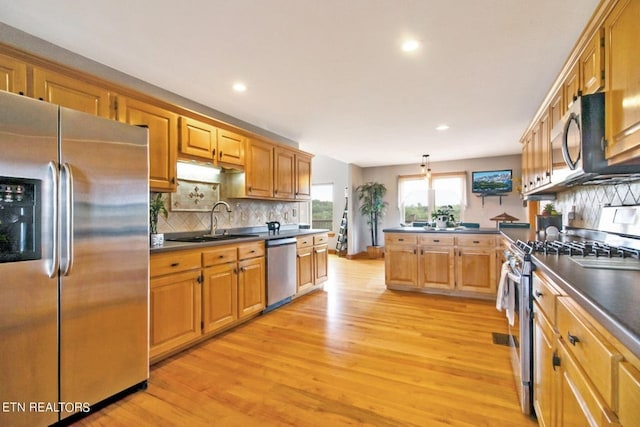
[{"left": 500, "top": 205, "right": 640, "bottom": 416}]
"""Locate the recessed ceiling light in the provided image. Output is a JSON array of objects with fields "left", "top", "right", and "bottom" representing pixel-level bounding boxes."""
[
  {"left": 436, "top": 124, "right": 450, "bottom": 131},
  {"left": 232, "top": 82, "right": 247, "bottom": 93},
  {"left": 401, "top": 39, "right": 420, "bottom": 52}
]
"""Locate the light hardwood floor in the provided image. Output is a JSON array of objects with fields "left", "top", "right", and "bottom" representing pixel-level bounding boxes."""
[{"left": 74, "top": 255, "right": 537, "bottom": 427}]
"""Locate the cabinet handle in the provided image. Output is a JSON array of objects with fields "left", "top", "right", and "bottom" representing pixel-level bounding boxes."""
[
  {"left": 552, "top": 351, "right": 561, "bottom": 371},
  {"left": 534, "top": 290, "right": 543, "bottom": 298},
  {"left": 219, "top": 151, "right": 223, "bottom": 159},
  {"left": 240, "top": 266, "right": 245, "bottom": 272},
  {"left": 567, "top": 333, "right": 580, "bottom": 346},
  {"left": 170, "top": 262, "right": 180, "bottom": 267},
  {"left": 248, "top": 186, "right": 253, "bottom": 192},
  {"left": 398, "top": 238, "right": 404, "bottom": 242},
  {"left": 18, "top": 91, "right": 24, "bottom": 96},
  {"left": 233, "top": 267, "right": 238, "bottom": 274},
  {"left": 433, "top": 239, "right": 440, "bottom": 242},
  {"left": 413, "top": 249, "right": 416, "bottom": 254},
  {"left": 219, "top": 255, "right": 225, "bottom": 259},
  {"left": 473, "top": 240, "right": 480, "bottom": 244},
  {"left": 250, "top": 249, "right": 256, "bottom": 253},
  {"left": 212, "top": 148, "right": 216, "bottom": 157},
  {"left": 420, "top": 249, "right": 424, "bottom": 255}
]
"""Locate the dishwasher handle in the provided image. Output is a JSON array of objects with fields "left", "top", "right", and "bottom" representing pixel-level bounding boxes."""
[{"left": 265, "top": 237, "right": 297, "bottom": 247}]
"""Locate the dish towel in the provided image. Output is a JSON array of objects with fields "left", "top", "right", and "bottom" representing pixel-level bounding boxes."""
[
  {"left": 496, "top": 261, "right": 509, "bottom": 311},
  {"left": 506, "top": 279, "right": 515, "bottom": 327}
]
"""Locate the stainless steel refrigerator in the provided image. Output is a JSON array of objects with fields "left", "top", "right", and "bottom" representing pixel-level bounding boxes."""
[{"left": 0, "top": 91, "right": 149, "bottom": 426}]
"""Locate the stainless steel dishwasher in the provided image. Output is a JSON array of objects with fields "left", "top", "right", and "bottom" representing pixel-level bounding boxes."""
[{"left": 264, "top": 237, "right": 297, "bottom": 312}]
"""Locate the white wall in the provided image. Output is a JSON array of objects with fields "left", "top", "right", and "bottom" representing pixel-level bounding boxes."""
[{"left": 311, "top": 154, "right": 349, "bottom": 250}]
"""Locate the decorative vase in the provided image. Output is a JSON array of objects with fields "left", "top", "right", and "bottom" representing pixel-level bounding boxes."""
[
  {"left": 434, "top": 216, "right": 448, "bottom": 229},
  {"left": 150, "top": 233, "right": 164, "bottom": 247}
]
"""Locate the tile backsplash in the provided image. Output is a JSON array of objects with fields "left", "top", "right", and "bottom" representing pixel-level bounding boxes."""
[
  {"left": 553, "top": 181, "right": 640, "bottom": 229},
  {"left": 154, "top": 192, "right": 308, "bottom": 233}
]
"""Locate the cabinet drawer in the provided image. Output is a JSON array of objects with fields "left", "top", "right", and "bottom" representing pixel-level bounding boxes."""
[
  {"left": 419, "top": 235, "right": 454, "bottom": 246},
  {"left": 618, "top": 361, "right": 640, "bottom": 426},
  {"left": 151, "top": 250, "right": 201, "bottom": 277},
  {"left": 557, "top": 297, "right": 622, "bottom": 408},
  {"left": 297, "top": 236, "right": 313, "bottom": 248},
  {"left": 313, "top": 233, "right": 329, "bottom": 245},
  {"left": 456, "top": 235, "right": 495, "bottom": 247},
  {"left": 385, "top": 234, "right": 418, "bottom": 245},
  {"left": 202, "top": 246, "right": 238, "bottom": 267},
  {"left": 238, "top": 241, "right": 265, "bottom": 260},
  {"left": 532, "top": 272, "right": 562, "bottom": 325}
]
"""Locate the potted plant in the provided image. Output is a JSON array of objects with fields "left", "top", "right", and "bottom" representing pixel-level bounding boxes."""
[
  {"left": 150, "top": 193, "right": 168, "bottom": 247},
  {"left": 356, "top": 182, "right": 388, "bottom": 258},
  {"left": 431, "top": 205, "right": 456, "bottom": 229}
]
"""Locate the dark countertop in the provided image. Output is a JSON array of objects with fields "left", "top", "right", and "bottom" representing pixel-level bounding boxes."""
[
  {"left": 383, "top": 226, "right": 500, "bottom": 235},
  {"left": 150, "top": 228, "right": 329, "bottom": 253},
  {"left": 501, "top": 229, "right": 640, "bottom": 359}
]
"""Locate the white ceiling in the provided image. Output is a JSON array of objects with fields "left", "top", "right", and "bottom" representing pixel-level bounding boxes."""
[{"left": 0, "top": 0, "right": 600, "bottom": 167}]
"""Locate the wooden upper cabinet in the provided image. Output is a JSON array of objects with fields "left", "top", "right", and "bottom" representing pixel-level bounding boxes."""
[
  {"left": 245, "top": 138, "right": 274, "bottom": 198},
  {"left": 33, "top": 67, "right": 112, "bottom": 118},
  {"left": 274, "top": 146, "right": 296, "bottom": 199},
  {"left": 217, "top": 129, "right": 245, "bottom": 166},
  {"left": 604, "top": 0, "right": 640, "bottom": 164},
  {"left": 119, "top": 97, "right": 178, "bottom": 192},
  {"left": 295, "top": 152, "right": 312, "bottom": 200},
  {"left": 549, "top": 87, "right": 564, "bottom": 131},
  {"left": 538, "top": 111, "right": 551, "bottom": 187},
  {"left": 0, "top": 53, "right": 27, "bottom": 95},
  {"left": 562, "top": 61, "right": 581, "bottom": 114},
  {"left": 580, "top": 28, "right": 604, "bottom": 95},
  {"left": 179, "top": 116, "right": 216, "bottom": 160}
]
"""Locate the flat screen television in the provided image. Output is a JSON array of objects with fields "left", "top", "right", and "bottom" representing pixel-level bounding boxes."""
[{"left": 471, "top": 169, "right": 512, "bottom": 194}]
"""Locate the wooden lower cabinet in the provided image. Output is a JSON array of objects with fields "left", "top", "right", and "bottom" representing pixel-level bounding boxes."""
[
  {"left": 238, "top": 256, "right": 266, "bottom": 318},
  {"left": 296, "top": 233, "right": 329, "bottom": 296},
  {"left": 418, "top": 245, "right": 455, "bottom": 289},
  {"left": 533, "top": 303, "right": 557, "bottom": 427},
  {"left": 618, "top": 362, "right": 640, "bottom": 426},
  {"left": 150, "top": 269, "right": 202, "bottom": 360},
  {"left": 150, "top": 241, "right": 265, "bottom": 363},
  {"left": 384, "top": 232, "right": 496, "bottom": 297},
  {"left": 202, "top": 263, "right": 238, "bottom": 334}
]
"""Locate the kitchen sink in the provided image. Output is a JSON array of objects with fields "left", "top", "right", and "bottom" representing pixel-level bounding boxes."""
[{"left": 166, "top": 234, "right": 260, "bottom": 243}]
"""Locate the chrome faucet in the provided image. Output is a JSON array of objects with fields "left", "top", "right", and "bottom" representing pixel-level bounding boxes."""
[{"left": 209, "top": 201, "right": 232, "bottom": 236}]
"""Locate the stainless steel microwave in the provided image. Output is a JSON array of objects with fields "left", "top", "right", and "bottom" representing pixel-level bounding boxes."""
[{"left": 549, "top": 92, "right": 639, "bottom": 186}]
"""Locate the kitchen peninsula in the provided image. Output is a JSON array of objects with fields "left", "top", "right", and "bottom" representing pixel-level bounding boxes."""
[{"left": 383, "top": 227, "right": 501, "bottom": 299}]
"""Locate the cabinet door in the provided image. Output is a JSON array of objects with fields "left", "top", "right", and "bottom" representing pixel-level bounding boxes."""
[
  {"left": 313, "top": 243, "right": 329, "bottom": 285},
  {"left": 33, "top": 67, "right": 112, "bottom": 118},
  {"left": 295, "top": 152, "right": 312, "bottom": 200},
  {"left": 0, "top": 53, "right": 27, "bottom": 95},
  {"left": 238, "top": 257, "right": 265, "bottom": 319},
  {"left": 149, "top": 270, "right": 202, "bottom": 359},
  {"left": 217, "top": 129, "right": 245, "bottom": 166},
  {"left": 179, "top": 116, "right": 216, "bottom": 160},
  {"left": 604, "top": 0, "right": 640, "bottom": 164},
  {"left": 563, "top": 61, "right": 581, "bottom": 114},
  {"left": 618, "top": 362, "right": 640, "bottom": 426},
  {"left": 418, "top": 246, "right": 455, "bottom": 289},
  {"left": 580, "top": 29, "right": 604, "bottom": 96},
  {"left": 202, "top": 264, "right": 238, "bottom": 334},
  {"left": 456, "top": 247, "right": 495, "bottom": 294},
  {"left": 533, "top": 303, "right": 556, "bottom": 427},
  {"left": 245, "top": 139, "right": 274, "bottom": 198},
  {"left": 274, "top": 147, "right": 295, "bottom": 199},
  {"left": 384, "top": 245, "right": 418, "bottom": 286},
  {"left": 538, "top": 111, "right": 551, "bottom": 187},
  {"left": 556, "top": 342, "right": 620, "bottom": 427},
  {"left": 296, "top": 246, "right": 314, "bottom": 293},
  {"left": 119, "top": 97, "right": 178, "bottom": 191}
]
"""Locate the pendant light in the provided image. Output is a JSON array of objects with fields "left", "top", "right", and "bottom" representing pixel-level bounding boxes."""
[{"left": 420, "top": 154, "right": 431, "bottom": 179}]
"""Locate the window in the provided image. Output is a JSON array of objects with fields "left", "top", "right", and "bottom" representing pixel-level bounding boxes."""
[
  {"left": 311, "top": 184, "right": 333, "bottom": 230},
  {"left": 398, "top": 172, "right": 467, "bottom": 224}
]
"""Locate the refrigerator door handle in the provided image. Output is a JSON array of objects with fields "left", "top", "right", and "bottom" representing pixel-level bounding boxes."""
[
  {"left": 61, "top": 162, "right": 74, "bottom": 276},
  {"left": 47, "top": 161, "right": 59, "bottom": 278}
]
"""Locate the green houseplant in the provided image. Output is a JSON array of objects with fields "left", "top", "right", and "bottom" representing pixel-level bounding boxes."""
[
  {"left": 149, "top": 193, "right": 168, "bottom": 246},
  {"left": 431, "top": 205, "right": 456, "bottom": 228},
  {"left": 356, "top": 182, "right": 388, "bottom": 258}
]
